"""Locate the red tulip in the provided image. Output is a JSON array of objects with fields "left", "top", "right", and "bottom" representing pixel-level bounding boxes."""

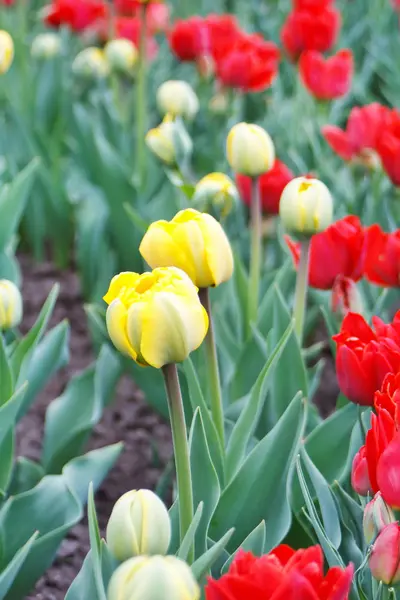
[
  {"left": 169, "top": 17, "right": 209, "bottom": 62},
  {"left": 215, "top": 33, "right": 280, "bottom": 92},
  {"left": 97, "top": 17, "right": 158, "bottom": 59},
  {"left": 369, "top": 523, "right": 400, "bottom": 584},
  {"left": 364, "top": 225, "right": 400, "bottom": 288},
  {"left": 352, "top": 447, "right": 372, "bottom": 495},
  {"left": 205, "top": 14, "right": 241, "bottom": 63},
  {"left": 294, "top": 0, "right": 334, "bottom": 8},
  {"left": 236, "top": 160, "right": 294, "bottom": 215},
  {"left": 44, "top": 0, "right": 108, "bottom": 32},
  {"left": 286, "top": 216, "right": 366, "bottom": 290},
  {"left": 376, "top": 110, "right": 400, "bottom": 186},
  {"left": 281, "top": 5, "right": 341, "bottom": 61},
  {"left": 206, "top": 546, "right": 353, "bottom": 600},
  {"left": 113, "top": 1, "right": 169, "bottom": 33},
  {"left": 321, "top": 103, "right": 391, "bottom": 162},
  {"left": 333, "top": 312, "right": 400, "bottom": 406},
  {"left": 299, "top": 49, "right": 353, "bottom": 100},
  {"left": 331, "top": 276, "right": 363, "bottom": 317}
]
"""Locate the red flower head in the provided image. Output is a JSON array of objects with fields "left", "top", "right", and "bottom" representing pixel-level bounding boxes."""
[
  {"left": 321, "top": 103, "right": 391, "bottom": 163},
  {"left": 102, "top": 17, "right": 158, "bottom": 59},
  {"left": 44, "top": 0, "right": 108, "bottom": 32},
  {"left": 281, "top": 4, "right": 341, "bottom": 61},
  {"left": 206, "top": 546, "right": 353, "bottom": 600},
  {"left": 168, "top": 16, "right": 209, "bottom": 62},
  {"left": 236, "top": 160, "right": 294, "bottom": 215},
  {"left": 205, "top": 14, "right": 241, "bottom": 63},
  {"left": 333, "top": 312, "right": 400, "bottom": 406},
  {"left": 364, "top": 225, "right": 400, "bottom": 288},
  {"left": 331, "top": 275, "right": 364, "bottom": 316},
  {"left": 215, "top": 33, "right": 280, "bottom": 93},
  {"left": 113, "top": 1, "right": 169, "bottom": 33},
  {"left": 352, "top": 446, "right": 372, "bottom": 495},
  {"left": 369, "top": 523, "right": 400, "bottom": 584},
  {"left": 286, "top": 216, "right": 366, "bottom": 290},
  {"left": 376, "top": 109, "right": 400, "bottom": 186},
  {"left": 299, "top": 49, "right": 353, "bottom": 100}
]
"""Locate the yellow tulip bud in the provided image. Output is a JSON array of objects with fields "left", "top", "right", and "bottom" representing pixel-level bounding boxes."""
[
  {"left": 0, "top": 280, "right": 23, "bottom": 330},
  {"left": 103, "top": 267, "right": 208, "bottom": 368},
  {"left": 104, "top": 39, "right": 138, "bottom": 75},
  {"left": 0, "top": 30, "right": 14, "bottom": 75},
  {"left": 279, "top": 176, "right": 333, "bottom": 236},
  {"left": 226, "top": 122, "right": 275, "bottom": 177},
  {"left": 192, "top": 173, "right": 238, "bottom": 217},
  {"left": 139, "top": 208, "right": 234, "bottom": 288},
  {"left": 72, "top": 47, "right": 109, "bottom": 80},
  {"left": 108, "top": 555, "right": 200, "bottom": 600},
  {"left": 106, "top": 489, "right": 171, "bottom": 561},
  {"left": 145, "top": 115, "right": 192, "bottom": 167},
  {"left": 157, "top": 80, "right": 199, "bottom": 120},
  {"left": 31, "top": 33, "right": 61, "bottom": 60}
]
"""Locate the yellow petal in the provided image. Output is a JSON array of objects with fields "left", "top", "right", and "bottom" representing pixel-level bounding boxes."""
[
  {"left": 139, "top": 223, "right": 196, "bottom": 281},
  {"left": 140, "top": 292, "right": 209, "bottom": 368},
  {"left": 172, "top": 220, "right": 213, "bottom": 287},
  {"left": 106, "top": 299, "right": 138, "bottom": 361},
  {"left": 103, "top": 272, "right": 140, "bottom": 305},
  {"left": 199, "top": 214, "right": 234, "bottom": 286},
  {"left": 126, "top": 301, "right": 149, "bottom": 366}
]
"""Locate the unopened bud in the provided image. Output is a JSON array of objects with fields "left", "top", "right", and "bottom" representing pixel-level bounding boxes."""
[
  {"left": 145, "top": 115, "right": 192, "bottom": 167},
  {"left": 363, "top": 492, "right": 396, "bottom": 545},
  {"left": 192, "top": 172, "right": 238, "bottom": 217},
  {"left": 106, "top": 489, "right": 171, "bottom": 561},
  {"left": 31, "top": 33, "right": 61, "bottom": 60},
  {"left": 279, "top": 176, "right": 333, "bottom": 236},
  {"left": 369, "top": 523, "right": 400, "bottom": 585},
  {"left": 107, "top": 555, "right": 200, "bottom": 600},
  {"left": 351, "top": 447, "right": 372, "bottom": 496},
  {"left": 0, "top": 280, "right": 23, "bottom": 330},
  {"left": 72, "top": 47, "right": 109, "bottom": 80},
  {"left": 331, "top": 276, "right": 364, "bottom": 317},
  {"left": 226, "top": 122, "right": 275, "bottom": 177},
  {"left": 104, "top": 39, "right": 138, "bottom": 75},
  {"left": 0, "top": 30, "right": 14, "bottom": 75},
  {"left": 157, "top": 80, "right": 199, "bottom": 120}
]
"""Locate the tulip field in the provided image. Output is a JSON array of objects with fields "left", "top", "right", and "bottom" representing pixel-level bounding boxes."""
[{"left": 1, "top": 0, "right": 400, "bottom": 598}]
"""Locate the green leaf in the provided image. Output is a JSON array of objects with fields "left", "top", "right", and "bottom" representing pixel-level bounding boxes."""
[
  {"left": 210, "top": 393, "right": 306, "bottom": 552},
  {"left": 0, "top": 532, "right": 38, "bottom": 600},
  {"left": 221, "top": 521, "right": 266, "bottom": 574},
  {"left": 191, "top": 529, "right": 235, "bottom": 582},
  {"left": 189, "top": 409, "right": 220, "bottom": 557},
  {"left": 0, "top": 335, "right": 13, "bottom": 407},
  {"left": 8, "top": 458, "right": 45, "bottom": 496},
  {"left": 88, "top": 484, "right": 107, "bottom": 600},
  {"left": 0, "top": 159, "right": 40, "bottom": 250},
  {"left": 65, "top": 550, "right": 98, "bottom": 600},
  {"left": 0, "top": 432, "right": 14, "bottom": 495},
  {"left": 0, "top": 384, "right": 27, "bottom": 447},
  {"left": 226, "top": 321, "right": 293, "bottom": 482},
  {"left": 177, "top": 503, "right": 204, "bottom": 562}
]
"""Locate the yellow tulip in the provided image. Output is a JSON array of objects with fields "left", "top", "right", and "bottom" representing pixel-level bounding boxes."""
[
  {"left": 31, "top": 33, "right": 61, "bottom": 60},
  {"left": 139, "top": 208, "right": 234, "bottom": 288},
  {"left": 103, "top": 267, "right": 208, "bottom": 368},
  {"left": 0, "top": 30, "right": 14, "bottom": 75},
  {"left": 157, "top": 80, "right": 199, "bottom": 120},
  {"left": 192, "top": 172, "right": 238, "bottom": 217},
  {"left": 108, "top": 555, "right": 200, "bottom": 600},
  {"left": 226, "top": 122, "right": 275, "bottom": 177},
  {"left": 279, "top": 176, "right": 333, "bottom": 235},
  {"left": 104, "top": 39, "right": 138, "bottom": 75},
  {"left": 0, "top": 280, "right": 22, "bottom": 330},
  {"left": 72, "top": 47, "right": 109, "bottom": 79}
]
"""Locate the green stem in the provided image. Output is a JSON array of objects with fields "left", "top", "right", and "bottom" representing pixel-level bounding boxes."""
[
  {"left": 293, "top": 238, "right": 311, "bottom": 343},
  {"left": 136, "top": 3, "right": 147, "bottom": 188},
  {"left": 162, "top": 363, "right": 194, "bottom": 562},
  {"left": 247, "top": 176, "right": 262, "bottom": 338},
  {"left": 358, "top": 405, "right": 367, "bottom": 442},
  {"left": 199, "top": 288, "right": 225, "bottom": 451}
]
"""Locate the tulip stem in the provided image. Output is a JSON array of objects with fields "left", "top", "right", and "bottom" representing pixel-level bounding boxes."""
[
  {"left": 358, "top": 406, "right": 367, "bottom": 442},
  {"left": 247, "top": 176, "right": 262, "bottom": 338},
  {"left": 293, "top": 238, "right": 311, "bottom": 343},
  {"left": 162, "top": 363, "right": 194, "bottom": 562},
  {"left": 136, "top": 3, "right": 147, "bottom": 189},
  {"left": 199, "top": 288, "right": 225, "bottom": 451}
]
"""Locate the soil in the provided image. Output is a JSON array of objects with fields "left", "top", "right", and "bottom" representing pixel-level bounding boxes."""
[{"left": 16, "top": 254, "right": 172, "bottom": 600}]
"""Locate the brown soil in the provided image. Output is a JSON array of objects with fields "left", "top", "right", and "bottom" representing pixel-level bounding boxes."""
[{"left": 16, "top": 254, "right": 172, "bottom": 600}]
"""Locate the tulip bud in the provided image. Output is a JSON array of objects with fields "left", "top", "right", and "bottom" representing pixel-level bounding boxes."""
[
  {"left": 363, "top": 492, "right": 396, "bottom": 545},
  {"left": 192, "top": 172, "right": 238, "bottom": 217},
  {"left": 108, "top": 555, "right": 200, "bottom": 600},
  {"left": 369, "top": 523, "right": 400, "bottom": 585},
  {"left": 157, "top": 80, "right": 199, "bottom": 120},
  {"left": 72, "top": 47, "right": 109, "bottom": 80},
  {"left": 279, "top": 176, "right": 333, "bottom": 236},
  {"left": 331, "top": 276, "right": 364, "bottom": 318},
  {"left": 104, "top": 39, "right": 138, "bottom": 75},
  {"left": 139, "top": 208, "right": 234, "bottom": 288},
  {"left": 208, "top": 92, "right": 229, "bottom": 115},
  {"left": 31, "top": 33, "right": 61, "bottom": 60},
  {"left": 226, "top": 122, "right": 275, "bottom": 177},
  {"left": 106, "top": 489, "right": 171, "bottom": 561},
  {"left": 0, "top": 280, "right": 23, "bottom": 330},
  {"left": 145, "top": 115, "right": 192, "bottom": 167},
  {"left": 0, "top": 30, "right": 14, "bottom": 75},
  {"left": 351, "top": 447, "right": 372, "bottom": 496}
]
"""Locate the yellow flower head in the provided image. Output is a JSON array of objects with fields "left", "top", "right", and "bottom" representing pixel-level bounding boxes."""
[
  {"left": 279, "top": 176, "right": 333, "bottom": 236},
  {"left": 139, "top": 208, "right": 234, "bottom": 288},
  {"left": 0, "top": 30, "right": 14, "bottom": 75},
  {"left": 0, "top": 280, "right": 23, "bottom": 330},
  {"left": 104, "top": 38, "right": 138, "bottom": 74},
  {"left": 226, "top": 122, "right": 275, "bottom": 177},
  {"left": 192, "top": 172, "right": 238, "bottom": 217},
  {"left": 103, "top": 267, "right": 208, "bottom": 368},
  {"left": 157, "top": 80, "right": 199, "bottom": 120}
]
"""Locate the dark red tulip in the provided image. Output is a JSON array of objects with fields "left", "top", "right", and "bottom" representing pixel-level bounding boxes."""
[
  {"left": 281, "top": 5, "right": 341, "bottom": 60},
  {"left": 169, "top": 17, "right": 209, "bottom": 62}
]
